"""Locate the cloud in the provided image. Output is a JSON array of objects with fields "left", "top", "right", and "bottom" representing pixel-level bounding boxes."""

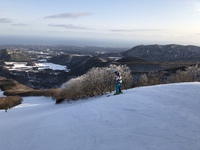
[
  {"left": 194, "top": 33, "right": 200, "bottom": 36},
  {"left": 45, "top": 12, "right": 91, "bottom": 19},
  {"left": 0, "top": 18, "right": 12, "bottom": 23},
  {"left": 109, "top": 29, "right": 165, "bottom": 32},
  {"left": 12, "top": 23, "right": 28, "bottom": 26},
  {"left": 48, "top": 24, "right": 93, "bottom": 30}
]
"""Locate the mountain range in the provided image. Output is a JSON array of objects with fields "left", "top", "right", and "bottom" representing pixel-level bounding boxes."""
[
  {"left": 121, "top": 44, "right": 200, "bottom": 62},
  {"left": 0, "top": 44, "right": 200, "bottom": 88}
]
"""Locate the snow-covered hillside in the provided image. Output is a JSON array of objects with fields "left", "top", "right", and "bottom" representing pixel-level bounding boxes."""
[{"left": 1, "top": 83, "right": 200, "bottom": 150}]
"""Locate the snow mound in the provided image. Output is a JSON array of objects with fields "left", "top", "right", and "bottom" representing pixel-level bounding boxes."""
[{"left": 0, "top": 82, "right": 200, "bottom": 150}]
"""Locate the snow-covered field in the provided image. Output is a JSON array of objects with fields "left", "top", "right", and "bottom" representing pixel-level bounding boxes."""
[
  {"left": 5, "top": 62, "right": 68, "bottom": 71},
  {"left": 36, "top": 62, "right": 67, "bottom": 71},
  {"left": 1, "top": 82, "right": 200, "bottom": 150}
]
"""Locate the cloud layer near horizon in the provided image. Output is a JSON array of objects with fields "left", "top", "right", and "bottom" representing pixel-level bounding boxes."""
[
  {"left": 45, "top": 12, "right": 91, "bottom": 19},
  {"left": 0, "top": 18, "right": 12, "bottom": 23},
  {"left": 48, "top": 24, "right": 93, "bottom": 30}
]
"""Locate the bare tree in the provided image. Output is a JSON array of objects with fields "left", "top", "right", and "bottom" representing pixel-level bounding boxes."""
[
  {"left": 61, "top": 65, "right": 133, "bottom": 100},
  {"left": 167, "top": 64, "right": 200, "bottom": 83}
]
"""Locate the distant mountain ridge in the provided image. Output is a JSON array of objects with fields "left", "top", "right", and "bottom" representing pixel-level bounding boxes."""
[
  {"left": 121, "top": 44, "right": 200, "bottom": 62},
  {"left": 0, "top": 49, "right": 30, "bottom": 62},
  {"left": 49, "top": 54, "right": 109, "bottom": 75}
]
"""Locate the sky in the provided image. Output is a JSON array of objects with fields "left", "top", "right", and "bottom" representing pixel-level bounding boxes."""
[{"left": 1, "top": 0, "right": 200, "bottom": 47}]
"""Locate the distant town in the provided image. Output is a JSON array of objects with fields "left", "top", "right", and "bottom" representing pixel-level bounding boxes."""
[{"left": 0, "top": 45, "right": 127, "bottom": 89}]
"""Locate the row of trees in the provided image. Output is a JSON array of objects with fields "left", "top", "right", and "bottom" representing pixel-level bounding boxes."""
[
  {"left": 137, "top": 64, "right": 200, "bottom": 86},
  {"left": 61, "top": 64, "right": 132, "bottom": 100},
  {"left": 61, "top": 63, "right": 200, "bottom": 100}
]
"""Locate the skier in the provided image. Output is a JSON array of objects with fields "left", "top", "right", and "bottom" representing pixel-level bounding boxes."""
[{"left": 114, "top": 70, "right": 122, "bottom": 95}]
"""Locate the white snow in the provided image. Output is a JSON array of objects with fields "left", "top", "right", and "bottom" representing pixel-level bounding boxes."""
[
  {"left": 36, "top": 62, "right": 67, "bottom": 71},
  {"left": 0, "top": 82, "right": 200, "bottom": 150},
  {"left": 4, "top": 62, "right": 68, "bottom": 71},
  {"left": 0, "top": 90, "right": 5, "bottom": 97}
]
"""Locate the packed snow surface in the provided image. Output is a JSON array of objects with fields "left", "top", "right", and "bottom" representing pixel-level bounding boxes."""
[
  {"left": 0, "top": 90, "right": 4, "bottom": 97},
  {"left": 1, "top": 82, "right": 200, "bottom": 150}
]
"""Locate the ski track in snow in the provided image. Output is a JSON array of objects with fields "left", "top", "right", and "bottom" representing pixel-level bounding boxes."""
[{"left": 0, "top": 82, "right": 200, "bottom": 150}]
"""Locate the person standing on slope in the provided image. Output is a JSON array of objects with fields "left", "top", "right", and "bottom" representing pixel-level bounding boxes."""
[{"left": 114, "top": 70, "right": 122, "bottom": 95}]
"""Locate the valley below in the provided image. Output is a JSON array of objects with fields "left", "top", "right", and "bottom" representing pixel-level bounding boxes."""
[{"left": 0, "top": 44, "right": 199, "bottom": 89}]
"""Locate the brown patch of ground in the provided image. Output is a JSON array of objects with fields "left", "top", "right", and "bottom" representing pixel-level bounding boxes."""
[{"left": 0, "top": 76, "right": 63, "bottom": 110}]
